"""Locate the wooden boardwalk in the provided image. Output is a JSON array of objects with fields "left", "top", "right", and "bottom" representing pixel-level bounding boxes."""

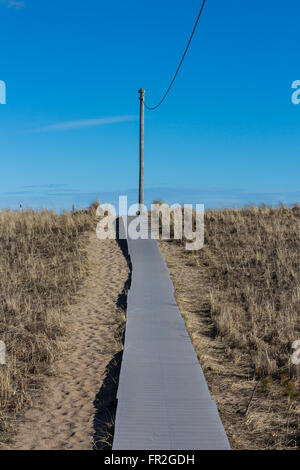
[{"left": 113, "top": 216, "right": 230, "bottom": 450}]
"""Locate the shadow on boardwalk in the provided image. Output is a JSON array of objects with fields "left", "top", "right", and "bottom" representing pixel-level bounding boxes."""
[{"left": 93, "top": 218, "right": 131, "bottom": 450}]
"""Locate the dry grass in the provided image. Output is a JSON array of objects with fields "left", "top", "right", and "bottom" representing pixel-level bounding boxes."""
[
  {"left": 199, "top": 205, "right": 300, "bottom": 379},
  {"left": 0, "top": 204, "right": 96, "bottom": 443},
  {"left": 159, "top": 204, "right": 300, "bottom": 449}
]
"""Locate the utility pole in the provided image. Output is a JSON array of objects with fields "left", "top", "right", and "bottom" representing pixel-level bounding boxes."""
[{"left": 138, "top": 88, "right": 145, "bottom": 213}]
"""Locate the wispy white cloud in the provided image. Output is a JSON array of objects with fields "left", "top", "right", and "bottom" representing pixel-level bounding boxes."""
[
  {"left": 32, "top": 115, "right": 138, "bottom": 133},
  {"left": 1, "top": 0, "right": 25, "bottom": 9},
  {"left": 8, "top": 1, "right": 25, "bottom": 8}
]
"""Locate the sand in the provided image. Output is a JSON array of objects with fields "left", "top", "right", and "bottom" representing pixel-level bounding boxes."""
[{"left": 9, "top": 233, "right": 130, "bottom": 450}]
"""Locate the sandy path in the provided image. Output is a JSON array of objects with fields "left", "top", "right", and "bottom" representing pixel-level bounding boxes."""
[{"left": 10, "top": 233, "right": 130, "bottom": 450}]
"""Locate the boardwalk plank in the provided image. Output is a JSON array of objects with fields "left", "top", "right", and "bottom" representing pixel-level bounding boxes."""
[{"left": 113, "top": 216, "right": 230, "bottom": 450}]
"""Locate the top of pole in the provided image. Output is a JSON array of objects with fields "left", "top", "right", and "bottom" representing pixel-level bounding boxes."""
[{"left": 138, "top": 89, "right": 145, "bottom": 100}]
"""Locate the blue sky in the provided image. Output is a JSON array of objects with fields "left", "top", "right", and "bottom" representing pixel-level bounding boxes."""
[{"left": 0, "top": 0, "right": 300, "bottom": 211}]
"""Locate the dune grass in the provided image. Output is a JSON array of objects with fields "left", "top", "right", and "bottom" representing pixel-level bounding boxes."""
[
  {"left": 158, "top": 204, "right": 300, "bottom": 449},
  {"left": 198, "top": 205, "right": 300, "bottom": 379},
  {"left": 161, "top": 204, "right": 300, "bottom": 379},
  {"left": 0, "top": 205, "right": 96, "bottom": 443}
]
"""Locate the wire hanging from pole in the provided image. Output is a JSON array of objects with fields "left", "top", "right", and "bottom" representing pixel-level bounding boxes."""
[{"left": 144, "top": 0, "right": 207, "bottom": 111}]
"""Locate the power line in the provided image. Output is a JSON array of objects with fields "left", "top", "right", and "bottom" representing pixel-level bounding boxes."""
[{"left": 144, "top": 0, "right": 207, "bottom": 111}]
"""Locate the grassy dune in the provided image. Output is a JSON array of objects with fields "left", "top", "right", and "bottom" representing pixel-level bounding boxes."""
[
  {"left": 1, "top": 202, "right": 299, "bottom": 449},
  {"left": 159, "top": 205, "right": 300, "bottom": 449},
  {"left": 198, "top": 205, "right": 300, "bottom": 378},
  {"left": 0, "top": 205, "right": 96, "bottom": 442}
]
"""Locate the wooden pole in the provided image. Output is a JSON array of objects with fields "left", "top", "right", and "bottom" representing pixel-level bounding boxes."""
[{"left": 138, "top": 88, "right": 145, "bottom": 213}]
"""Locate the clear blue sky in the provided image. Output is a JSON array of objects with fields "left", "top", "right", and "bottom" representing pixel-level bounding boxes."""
[{"left": 1, "top": 0, "right": 300, "bottom": 211}]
